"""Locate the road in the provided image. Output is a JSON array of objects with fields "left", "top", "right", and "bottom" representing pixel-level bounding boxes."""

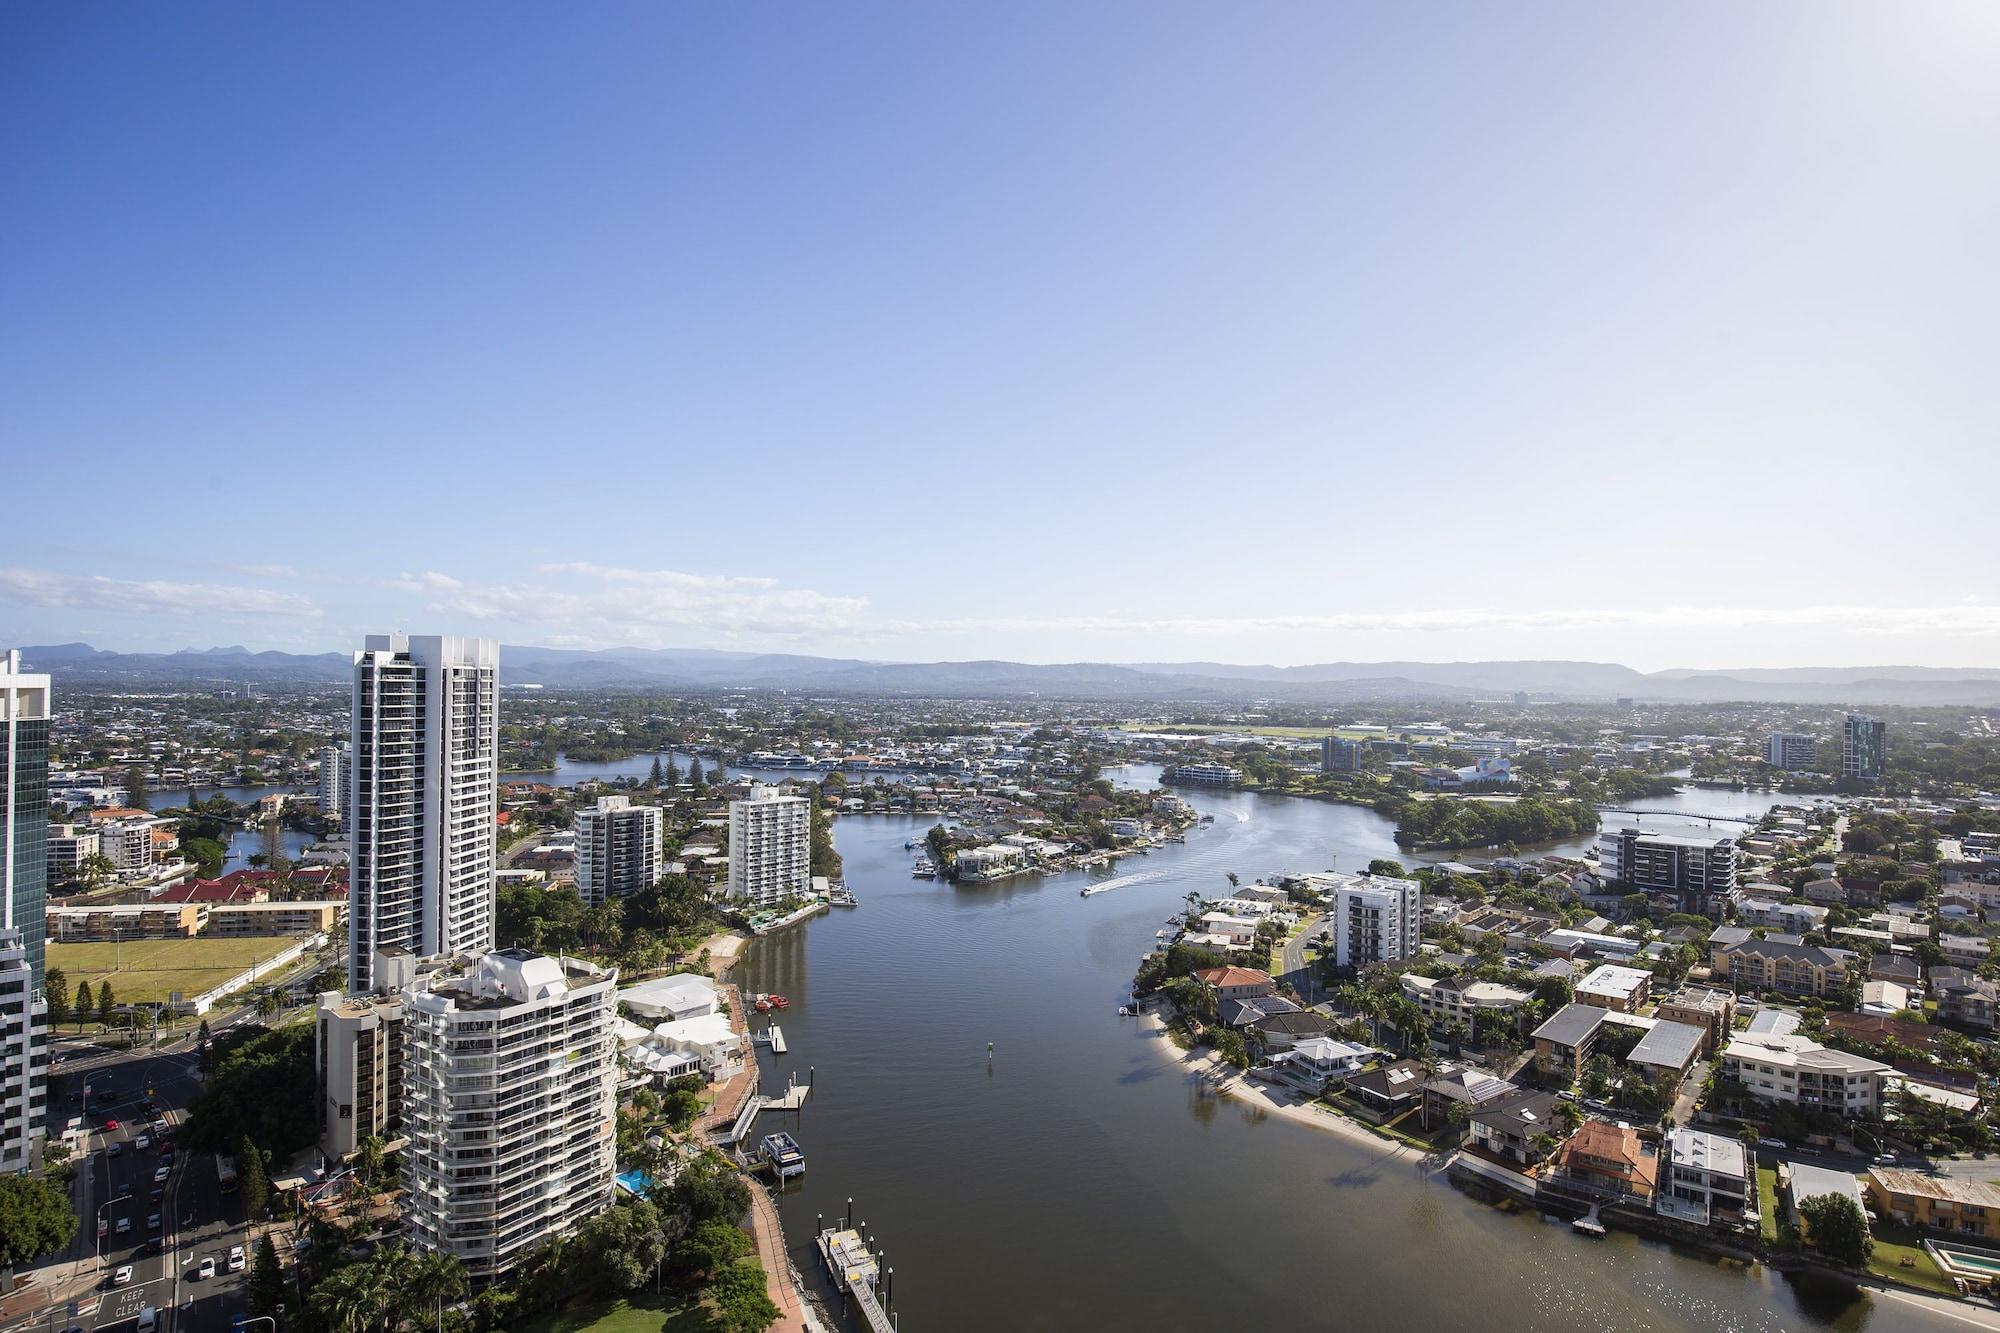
[
  {"left": 1277, "top": 912, "right": 1325, "bottom": 1004},
  {"left": 12, "top": 967, "right": 335, "bottom": 1333}
]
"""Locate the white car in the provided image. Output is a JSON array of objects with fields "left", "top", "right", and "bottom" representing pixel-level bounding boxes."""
[
  {"left": 112, "top": 1266, "right": 134, "bottom": 1287},
  {"left": 133, "top": 1135, "right": 151, "bottom": 1151},
  {"left": 227, "top": 1246, "right": 245, "bottom": 1273},
  {"left": 152, "top": 1167, "right": 170, "bottom": 1184},
  {"left": 197, "top": 1257, "right": 216, "bottom": 1281}
]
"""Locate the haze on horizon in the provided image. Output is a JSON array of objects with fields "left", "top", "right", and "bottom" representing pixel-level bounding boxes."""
[{"left": 3, "top": 3, "right": 1997, "bottom": 674}]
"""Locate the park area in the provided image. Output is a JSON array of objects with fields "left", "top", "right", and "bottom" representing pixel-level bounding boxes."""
[{"left": 49, "top": 936, "right": 298, "bottom": 1007}]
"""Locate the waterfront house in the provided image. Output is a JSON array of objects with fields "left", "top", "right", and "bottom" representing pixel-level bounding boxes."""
[
  {"left": 1720, "top": 1032, "right": 1892, "bottom": 1114},
  {"left": 1466, "top": 1089, "right": 1566, "bottom": 1168},
  {"left": 1193, "top": 966, "right": 1274, "bottom": 1003},
  {"left": 1250, "top": 1009, "right": 1332, "bottom": 1051},
  {"left": 1420, "top": 1066, "right": 1516, "bottom": 1128},
  {"left": 617, "top": 973, "right": 718, "bottom": 1022},
  {"left": 1262, "top": 1037, "right": 1374, "bottom": 1095},
  {"left": 1197, "top": 912, "right": 1263, "bottom": 947},
  {"left": 1345, "top": 1059, "right": 1428, "bottom": 1120},
  {"left": 1789, "top": 1162, "right": 1869, "bottom": 1253},
  {"left": 1552, "top": 1120, "right": 1658, "bottom": 1203},
  {"left": 1656, "top": 1128, "right": 1752, "bottom": 1229},
  {"left": 1218, "top": 994, "right": 1301, "bottom": 1029},
  {"left": 1867, "top": 1167, "right": 2000, "bottom": 1236}
]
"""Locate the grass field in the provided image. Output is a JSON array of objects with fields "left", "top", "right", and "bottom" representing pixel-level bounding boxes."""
[
  {"left": 522, "top": 1294, "right": 709, "bottom": 1333},
  {"left": 50, "top": 936, "right": 297, "bottom": 1006},
  {"left": 1868, "top": 1225, "right": 1961, "bottom": 1297}
]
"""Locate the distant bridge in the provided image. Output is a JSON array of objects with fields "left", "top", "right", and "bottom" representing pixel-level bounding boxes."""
[{"left": 1595, "top": 807, "right": 1758, "bottom": 826}]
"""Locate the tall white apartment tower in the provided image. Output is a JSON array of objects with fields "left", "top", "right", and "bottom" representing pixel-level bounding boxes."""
[
  {"left": 1318, "top": 870, "right": 1422, "bottom": 969},
  {"left": 319, "top": 742, "right": 351, "bottom": 821},
  {"left": 727, "top": 785, "right": 811, "bottom": 908},
  {"left": 574, "top": 795, "right": 664, "bottom": 907},
  {"left": 349, "top": 635, "right": 499, "bottom": 992},
  {"left": 1, "top": 650, "right": 51, "bottom": 1172},
  {"left": 401, "top": 948, "right": 617, "bottom": 1279}
]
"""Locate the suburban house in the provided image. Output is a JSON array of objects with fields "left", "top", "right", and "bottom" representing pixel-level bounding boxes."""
[
  {"left": 1715, "top": 939, "right": 1854, "bottom": 998},
  {"left": 1931, "top": 968, "right": 1999, "bottom": 1031},
  {"left": 1219, "top": 994, "right": 1301, "bottom": 1029},
  {"left": 1466, "top": 1089, "right": 1567, "bottom": 1167},
  {"left": 1193, "top": 966, "right": 1275, "bottom": 1003},
  {"left": 1551, "top": 1120, "right": 1658, "bottom": 1203},
  {"left": 1867, "top": 1167, "right": 2000, "bottom": 1237},
  {"left": 1656, "top": 1127, "right": 1753, "bottom": 1230},
  {"left": 1250, "top": 1009, "right": 1334, "bottom": 1051},
  {"left": 1720, "top": 1031, "right": 1893, "bottom": 1114}
]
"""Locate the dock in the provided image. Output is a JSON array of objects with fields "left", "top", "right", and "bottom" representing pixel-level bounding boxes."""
[
  {"left": 751, "top": 1025, "right": 789, "bottom": 1054},
  {"left": 817, "top": 1226, "right": 895, "bottom": 1333},
  {"left": 718, "top": 1071, "right": 813, "bottom": 1145}
]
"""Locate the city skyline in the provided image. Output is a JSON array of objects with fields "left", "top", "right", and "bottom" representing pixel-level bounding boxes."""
[{"left": 5, "top": 3, "right": 1998, "bottom": 670}]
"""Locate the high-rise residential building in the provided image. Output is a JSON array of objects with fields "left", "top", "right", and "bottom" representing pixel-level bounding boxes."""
[
  {"left": 315, "top": 948, "right": 417, "bottom": 1163},
  {"left": 1310, "top": 870, "right": 1421, "bottom": 968},
  {"left": 727, "top": 786, "right": 811, "bottom": 909},
  {"left": 1763, "top": 732, "right": 1818, "bottom": 772},
  {"left": 94, "top": 820, "right": 154, "bottom": 877},
  {"left": 319, "top": 742, "right": 351, "bottom": 821},
  {"left": 349, "top": 635, "right": 499, "bottom": 993},
  {"left": 1599, "top": 828, "right": 1738, "bottom": 911},
  {"left": 1320, "top": 736, "right": 1362, "bottom": 773},
  {"left": 574, "top": 795, "right": 664, "bottom": 907},
  {"left": 1, "top": 649, "right": 50, "bottom": 1172},
  {"left": 401, "top": 948, "right": 616, "bottom": 1279},
  {"left": 1842, "top": 714, "right": 1886, "bottom": 784}
]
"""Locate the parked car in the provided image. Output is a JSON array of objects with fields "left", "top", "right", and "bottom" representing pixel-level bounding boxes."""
[
  {"left": 133, "top": 1135, "right": 151, "bottom": 1152},
  {"left": 1756, "top": 1138, "right": 1788, "bottom": 1150},
  {"left": 147, "top": 1213, "right": 162, "bottom": 1232},
  {"left": 114, "top": 1217, "right": 131, "bottom": 1236},
  {"left": 153, "top": 1167, "right": 170, "bottom": 1183},
  {"left": 107, "top": 1143, "right": 122, "bottom": 1159},
  {"left": 227, "top": 1246, "right": 245, "bottom": 1273},
  {"left": 1873, "top": 1153, "right": 1898, "bottom": 1165},
  {"left": 197, "top": 1257, "right": 216, "bottom": 1281}
]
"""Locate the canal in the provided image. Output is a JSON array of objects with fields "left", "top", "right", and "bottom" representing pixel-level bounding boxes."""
[{"left": 733, "top": 770, "right": 1946, "bottom": 1332}]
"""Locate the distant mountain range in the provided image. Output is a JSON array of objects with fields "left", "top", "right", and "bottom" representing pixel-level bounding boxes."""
[{"left": 16, "top": 642, "right": 2000, "bottom": 705}]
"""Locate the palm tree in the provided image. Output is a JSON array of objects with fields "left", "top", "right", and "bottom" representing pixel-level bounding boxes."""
[
  {"left": 312, "top": 1263, "right": 386, "bottom": 1333},
  {"left": 354, "top": 1135, "right": 386, "bottom": 1192},
  {"left": 409, "top": 1250, "right": 468, "bottom": 1333}
]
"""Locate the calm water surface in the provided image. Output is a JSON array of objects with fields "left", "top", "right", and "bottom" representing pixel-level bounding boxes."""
[{"left": 733, "top": 770, "right": 1942, "bottom": 1333}]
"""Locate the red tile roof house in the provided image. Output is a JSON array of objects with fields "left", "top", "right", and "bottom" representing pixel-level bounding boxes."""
[{"left": 1192, "top": 966, "right": 1275, "bottom": 1003}]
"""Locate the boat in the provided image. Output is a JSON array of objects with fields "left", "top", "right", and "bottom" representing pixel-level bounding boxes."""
[
  {"left": 911, "top": 858, "right": 936, "bottom": 878},
  {"left": 904, "top": 839, "right": 917, "bottom": 850},
  {"left": 767, "top": 994, "right": 790, "bottom": 1010},
  {"left": 759, "top": 1131, "right": 806, "bottom": 1179}
]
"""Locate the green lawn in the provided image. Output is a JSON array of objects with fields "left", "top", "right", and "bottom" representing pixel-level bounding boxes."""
[
  {"left": 522, "top": 1294, "right": 711, "bottom": 1333},
  {"left": 1868, "top": 1227, "right": 1961, "bottom": 1298},
  {"left": 1756, "top": 1167, "right": 1781, "bottom": 1244},
  {"left": 50, "top": 936, "right": 301, "bottom": 1006}
]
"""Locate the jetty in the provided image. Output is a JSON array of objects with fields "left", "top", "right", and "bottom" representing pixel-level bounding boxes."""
[
  {"left": 816, "top": 1210, "right": 897, "bottom": 1333},
  {"left": 750, "top": 1024, "right": 789, "bottom": 1054},
  {"left": 719, "top": 1070, "right": 813, "bottom": 1145}
]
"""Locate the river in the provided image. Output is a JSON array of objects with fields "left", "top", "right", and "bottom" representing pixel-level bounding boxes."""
[{"left": 730, "top": 770, "right": 1944, "bottom": 1333}]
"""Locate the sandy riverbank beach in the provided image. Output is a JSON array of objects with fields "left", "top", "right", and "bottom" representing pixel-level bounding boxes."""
[{"left": 1140, "top": 1008, "right": 1432, "bottom": 1167}]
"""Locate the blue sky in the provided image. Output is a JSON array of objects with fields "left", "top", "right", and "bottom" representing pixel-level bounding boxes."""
[{"left": 3, "top": 3, "right": 1997, "bottom": 670}]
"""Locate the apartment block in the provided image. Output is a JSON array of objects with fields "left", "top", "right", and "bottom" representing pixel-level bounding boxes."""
[
  {"left": 401, "top": 948, "right": 617, "bottom": 1279},
  {"left": 2, "top": 650, "right": 50, "bottom": 1173},
  {"left": 1313, "top": 871, "right": 1421, "bottom": 968},
  {"left": 350, "top": 634, "right": 499, "bottom": 992},
  {"left": 1842, "top": 714, "right": 1886, "bottom": 784},
  {"left": 1763, "top": 732, "right": 1818, "bottom": 772},
  {"left": 727, "top": 786, "right": 811, "bottom": 909},
  {"left": 574, "top": 795, "right": 664, "bottom": 907},
  {"left": 1721, "top": 1031, "right": 1892, "bottom": 1114},
  {"left": 1598, "top": 828, "right": 1738, "bottom": 911}
]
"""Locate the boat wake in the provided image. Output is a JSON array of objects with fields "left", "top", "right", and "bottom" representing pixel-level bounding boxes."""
[{"left": 1080, "top": 870, "right": 1170, "bottom": 898}]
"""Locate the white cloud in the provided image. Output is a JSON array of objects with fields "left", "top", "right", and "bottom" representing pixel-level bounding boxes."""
[
  {"left": 388, "top": 565, "right": 870, "bottom": 644},
  {"left": 876, "top": 604, "right": 2000, "bottom": 640},
  {"left": 232, "top": 563, "right": 305, "bottom": 579},
  {"left": 0, "top": 567, "right": 321, "bottom": 618}
]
